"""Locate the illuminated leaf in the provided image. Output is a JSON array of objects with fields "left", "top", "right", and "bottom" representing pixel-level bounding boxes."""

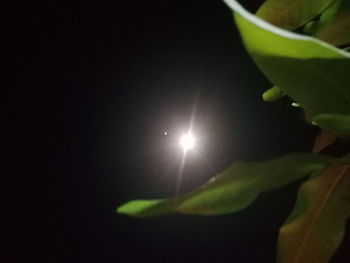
[
  {"left": 117, "top": 153, "right": 330, "bottom": 217},
  {"left": 224, "top": 0, "right": 350, "bottom": 121},
  {"left": 256, "top": 0, "right": 336, "bottom": 30},
  {"left": 117, "top": 199, "right": 174, "bottom": 217},
  {"left": 277, "top": 162, "right": 350, "bottom": 263}
]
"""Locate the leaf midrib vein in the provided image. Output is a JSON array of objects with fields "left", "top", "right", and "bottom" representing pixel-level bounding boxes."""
[{"left": 294, "top": 164, "right": 350, "bottom": 263}]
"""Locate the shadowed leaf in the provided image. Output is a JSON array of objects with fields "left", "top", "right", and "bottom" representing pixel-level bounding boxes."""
[
  {"left": 315, "top": 8, "right": 350, "bottom": 46},
  {"left": 312, "top": 131, "right": 338, "bottom": 153},
  {"left": 117, "top": 153, "right": 331, "bottom": 217},
  {"left": 315, "top": 0, "right": 349, "bottom": 27},
  {"left": 277, "top": 162, "right": 350, "bottom": 263},
  {"left": 256, "top": 0, "right": 336, "bottom": 30},
  {"left": 313, "top": 113, "right": 350, "bottom": 138},
  {"left": 304, "top": 0, "right": 350, "bottom": 46}
]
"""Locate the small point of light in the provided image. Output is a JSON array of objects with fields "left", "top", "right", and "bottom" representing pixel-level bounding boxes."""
[
  {"left": 164, "top": 132, "right": 168, "bottom": 136},
  {"left": 180, "top": 133, "right": 195, "bottom": 151}
]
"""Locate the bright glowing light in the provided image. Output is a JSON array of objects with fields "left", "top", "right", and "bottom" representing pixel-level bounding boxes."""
[{"left": 180, "top": 133, "right": 195, "bottom": 151}]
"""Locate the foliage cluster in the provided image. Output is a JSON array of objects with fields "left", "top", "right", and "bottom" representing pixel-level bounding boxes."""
[{"left": 118, "top": 0, "right": 350, "bottom": 262}]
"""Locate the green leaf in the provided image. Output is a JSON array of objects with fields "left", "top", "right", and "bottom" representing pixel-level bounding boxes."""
[
  {"left": 117, "top": 153, "right": 331, "bottom": 217},
  {"left": 117, "top": 199, "right": 174, "bottom": 217},
  {"left": 313, "top": 113, "right": 350, "bottom": 137},
  {"left": 303, "top": 0, "right": 350, "bottom": 46},
  {"left": 312, "top": 0, "right": 349, "bottom": 28},
  {"left": 315, "top": 8, "right": 350, "bottom": 46},
  {"left": 224, "top": 0, "right": 350, "bottom": 121},
  {"left": 277, "top": 162, "right": 350, "bottom": 263},
  {"left": 256, "top": 0, "right": 336, "bottom": 30}
]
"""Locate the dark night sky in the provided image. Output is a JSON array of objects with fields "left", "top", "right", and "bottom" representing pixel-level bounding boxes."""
[{"left": 14, "top": 0, "right": 349, "bottom": 262}]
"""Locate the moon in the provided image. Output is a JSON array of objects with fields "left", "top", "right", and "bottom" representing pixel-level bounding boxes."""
[{"left": 179, "top": 133, "right": 195, "bottom": 151}]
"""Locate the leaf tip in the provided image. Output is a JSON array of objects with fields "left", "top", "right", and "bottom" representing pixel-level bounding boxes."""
[
  {"left": 116, "top": 199, "right": 161, "bottom": 216},
  {"left": 116, "top": 199, "right": 174, "bottom": 217},
  {"left": 262, "top": 86, "right": 285, "bottom": 102}
]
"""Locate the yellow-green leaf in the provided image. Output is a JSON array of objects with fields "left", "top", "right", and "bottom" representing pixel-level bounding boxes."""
[{"left": 117, "top": 199, "right": 174, "bottom": 217}]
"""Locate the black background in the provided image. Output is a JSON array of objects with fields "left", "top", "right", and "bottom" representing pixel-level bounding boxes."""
[{"left": 14, "top": 0, "right": 349, "bottom": 262}]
